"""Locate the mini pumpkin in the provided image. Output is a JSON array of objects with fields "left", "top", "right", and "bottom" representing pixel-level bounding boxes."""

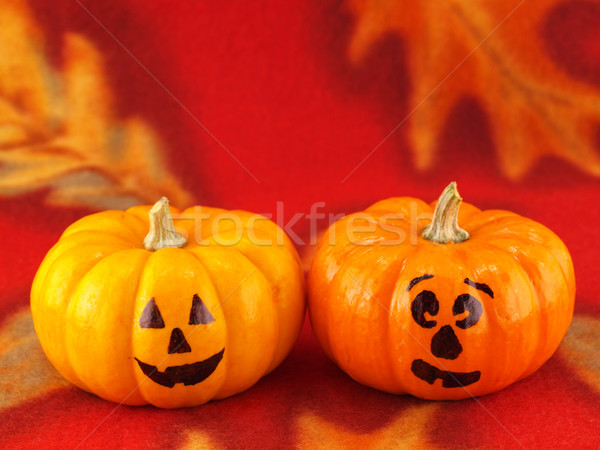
[
  {"left": 308, "top": 183, "right": 575, "bottom": 400},
  {"left": 31, "top": 198, "right": 305, "bottom": 408}
]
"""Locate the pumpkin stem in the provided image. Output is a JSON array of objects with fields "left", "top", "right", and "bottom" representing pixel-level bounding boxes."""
[
  {"left": 422, "top": 182, "right": 469, "bottom": 244},
  {"left": 143, "top": 197, "right": 187, "bottom": 251}
]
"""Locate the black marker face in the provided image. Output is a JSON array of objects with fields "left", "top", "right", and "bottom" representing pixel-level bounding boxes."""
[
  {"left": 135, "top": 349, "right": 225, "bottom": 388},
  {"left": 136, "top": 294, "right": 224, "bottom": 388},
  {"left": 408, "top": 276, "right": 491, "bottom": 389},
  {"left": 140, "top": 298, "right": 165, "bottom": 329},
  {"left": 430, "top": 325, "right": 462, "bottom": 360},
  {"left": 189, "top": 294, "right": 215, "bottom": 325},
  {"left": 453, "top": 294, "right": 483, "bottom": 329},
  {"left": 411, "top": 290, "right": 439, "bottom": 329},
  {"left": 411, "top": 359, "right": 481, "bottom": 388}
]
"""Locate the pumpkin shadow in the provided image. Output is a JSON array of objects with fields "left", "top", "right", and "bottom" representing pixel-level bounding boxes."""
[
  {"left": 180, "top": 317, "right": 432, "bottom": 448},
  {"left": 2, "top": 311, "right": 599, "bottom": 448}
]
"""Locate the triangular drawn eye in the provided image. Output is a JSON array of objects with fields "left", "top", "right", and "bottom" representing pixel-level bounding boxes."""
[
  {"left": 140, "top": 298, "right": 165, "bottom": 329},
  {"left": 189, "top": 294, "right": 215, "bottom": 325}
]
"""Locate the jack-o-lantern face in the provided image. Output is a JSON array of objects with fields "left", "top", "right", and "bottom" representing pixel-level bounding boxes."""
[
  {"left": 408, "top": 274, "right": 492, "bottom": 388},
  {"left": 134, "top": 294, "right": 225, "bottom": 388},
  {"left": 31, "top": 198, "right": 307, "bottom": 407},
  {"left": 307, "top": 184, "right": 576, "bottom": 400}
]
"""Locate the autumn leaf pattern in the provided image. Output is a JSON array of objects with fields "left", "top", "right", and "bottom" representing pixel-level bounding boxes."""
[
  {"left": 3, "top": 305, "right": 599, "bottom": 447},
  {"left": 0, "top": 309, "right": 70, "bottom": 410},
  {"left": 348, "top": 0, "right": 600, "bottom": 179},
  {"left": 558, "top": 315, "right": 600, "bottom": 395},
  {"left": 295, "top": 405, "right": 439, "bottom": 449},
  {"left": 0, "top": 1, "right": 598, "bottom": 447},
  {"left": 0, "top": 0, "right": 194, "bottom": 209}
]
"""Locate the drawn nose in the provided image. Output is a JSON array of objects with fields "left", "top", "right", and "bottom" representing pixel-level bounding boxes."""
[
  {"left": 430, "top": 325, "right": 462, "bottom": 360},
  {"left": 168, "top": 328, "right": 192, "bottom": 354}
]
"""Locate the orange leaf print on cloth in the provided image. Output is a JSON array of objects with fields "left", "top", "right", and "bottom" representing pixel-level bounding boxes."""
[
  {"left": 179, "top": 430, "right": 223, "bottom": 450},
  {"left": 0, "top": 308, "right": 71, "bottom": 410},
  {"left": 296, "top": 404, "right": 439, "bottom": 449},
  {"left": 0, "top": 0, "right": 194, "bottom": 209},
  {"left": 348, "top": 0, "right": 600, "bottom": 179},
  {"left": 559, "top": 315, "right": 600, "bottom": 394}
]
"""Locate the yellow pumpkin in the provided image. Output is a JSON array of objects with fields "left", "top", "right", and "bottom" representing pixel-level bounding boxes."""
[
  {"left": 31, "top": 198, "right": 305, "bottom": 408},
  {"left": 308, "top": 183, "right": 575, "bottom": 400}
]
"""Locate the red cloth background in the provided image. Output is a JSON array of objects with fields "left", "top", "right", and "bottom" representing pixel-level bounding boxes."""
[{"left": 1, "top": 1, "right": 599, "bottom": 448}]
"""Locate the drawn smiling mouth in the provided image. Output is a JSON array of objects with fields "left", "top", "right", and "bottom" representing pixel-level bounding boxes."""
[
  {"left": 411, "top": 359, "right": 481, "bottom": 388},
  {"left": 135, "top": 348, "right": 225, "bottom": 388}
]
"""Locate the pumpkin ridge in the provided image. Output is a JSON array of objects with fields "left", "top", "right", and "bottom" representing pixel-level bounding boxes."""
[
  {"left": 200, "top": 242, "right": 280, "bottom": 346},
  {"left": 484, "top": 236, "right": 573, "bottom": 378},
  {"left": 172, "top": 248, "right": 230, "bottom": 400},
  {"left": 454, "top": 201, "right": 483, "bottom": 223},
  {"left": 185, "top": 207, "right": 297, "bottom": 258},
  {"left": 386, "top": 244, "right": 421, "bottom": 393},
  {"left": 202, "top": 236, "right": 276, "bottom": 293},
  {"left": 221, "top": 234, "right": 304, "bottom": 373},
  {"left": 52, "top": 229, "right": 140, "bottom": 250},
  {"left": 130, "top": 218, "right": 155, "bottom": 248},
  {"left": 41, "top": 240, "right": 132, "bottom": 291},
  {"left": 230, "top": 244, "right": 284, "bottom": 373},
  {"left": 31, "top": 236, "right": 126, "bottom": 299},
  {"left": 312, "top": 227, "right": 397, "bottom": 363},
  {"left": 469, "top": 215, "right": 536, "bottom": 241},
  {"left": 511, "top": 220, "right": 575, "bottom": 296},
  {"left": 187, "top": 245, "right": 281, "bottom": 399},
  {"left": 58, "top": 247, "right": 137, "bottom": 394},
  {"left": 370, "top": 209, "right": 425, "bottom": 240},
  {"left": 32, "top": 239, "right": 123, "bottom": 303},
  {"left": 460, "top": 210, "right": 519, "bottom": 235},
  {"left": 68, "top": 248, "right": 150, "bottom": 404},
  {"left": 214, "top": 224, "right": 297, "bottom": 265},
  {"left": 517, "top": 254, "right": 554, "bottom": 381},
  {"left": 313, "top": 238, "right": 366, "bottom": 285},
  {"left": 129, "top": 250, "right": 156, "bottom": 404},
  {"left": 346, "top": 245, "right": 412, "bottom": 390},
  {"left": 365, "top": 196, "right": 432, "bottom": 219},
  {"left": 96, "top": 250, "right": 150, "bottom": 404},
  {"left": 458, "top": 243, "right": 511, "bottom": 394},
  {"left": 337, "top": 211, "right": 408, "bottom": 259},
  {"left": 365, "top": 196, "right": 420, "bottom": 209},
  {"left": 31, "top": 241, "right": 75, "bottom": 306},
  {"left": 546, "top": 244, "right": 575, "bottom": 309},
  {"left": 362, "top": 209, "right": 416, "bottom": 227},
  {"left": 477, "top": 216, "right": 573, "bottom": 293},
  {"left": 324, "top": 244, "right": 382, "bottom": 369},
  {"left": 476, "top": 240, "right": 550, "bottom": 383},
  {"left": 61, "top": 210, "right": 146, "bottom": 243},
  {"left": 31, "top": 246, "right": 96, "bottom": 391},
  {"left": 441, "top": 245, "right": 486, "bottom": 397},
  {"left": 35, "top": 242, "right": 135, "bottom": 384},
  {"left": 123, "top": 208, "right": 151, "bottom": 233}
]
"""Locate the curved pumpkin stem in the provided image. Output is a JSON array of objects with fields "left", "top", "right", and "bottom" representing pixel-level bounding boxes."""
[
  {"left": 143, "top": 197, "right": 187, "bottom": 251},
  {"left": 422, "top": 182, "right": 469, "bottom": 244}
]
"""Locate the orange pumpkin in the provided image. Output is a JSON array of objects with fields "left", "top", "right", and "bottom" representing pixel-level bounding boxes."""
[
  {"left": 31, "top": 198, "right": 305, "bottom": 408},
  {"left": 308, "top": 182, "right": 575, "bottom": 399}
]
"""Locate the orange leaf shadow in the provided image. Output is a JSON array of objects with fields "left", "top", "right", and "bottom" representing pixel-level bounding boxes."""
[
  {"left": 348, "top": 0, "right": 600, "bottom": 179},
  {"left": 0, "top": 0, "right": 194, "bottom": 209}
]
